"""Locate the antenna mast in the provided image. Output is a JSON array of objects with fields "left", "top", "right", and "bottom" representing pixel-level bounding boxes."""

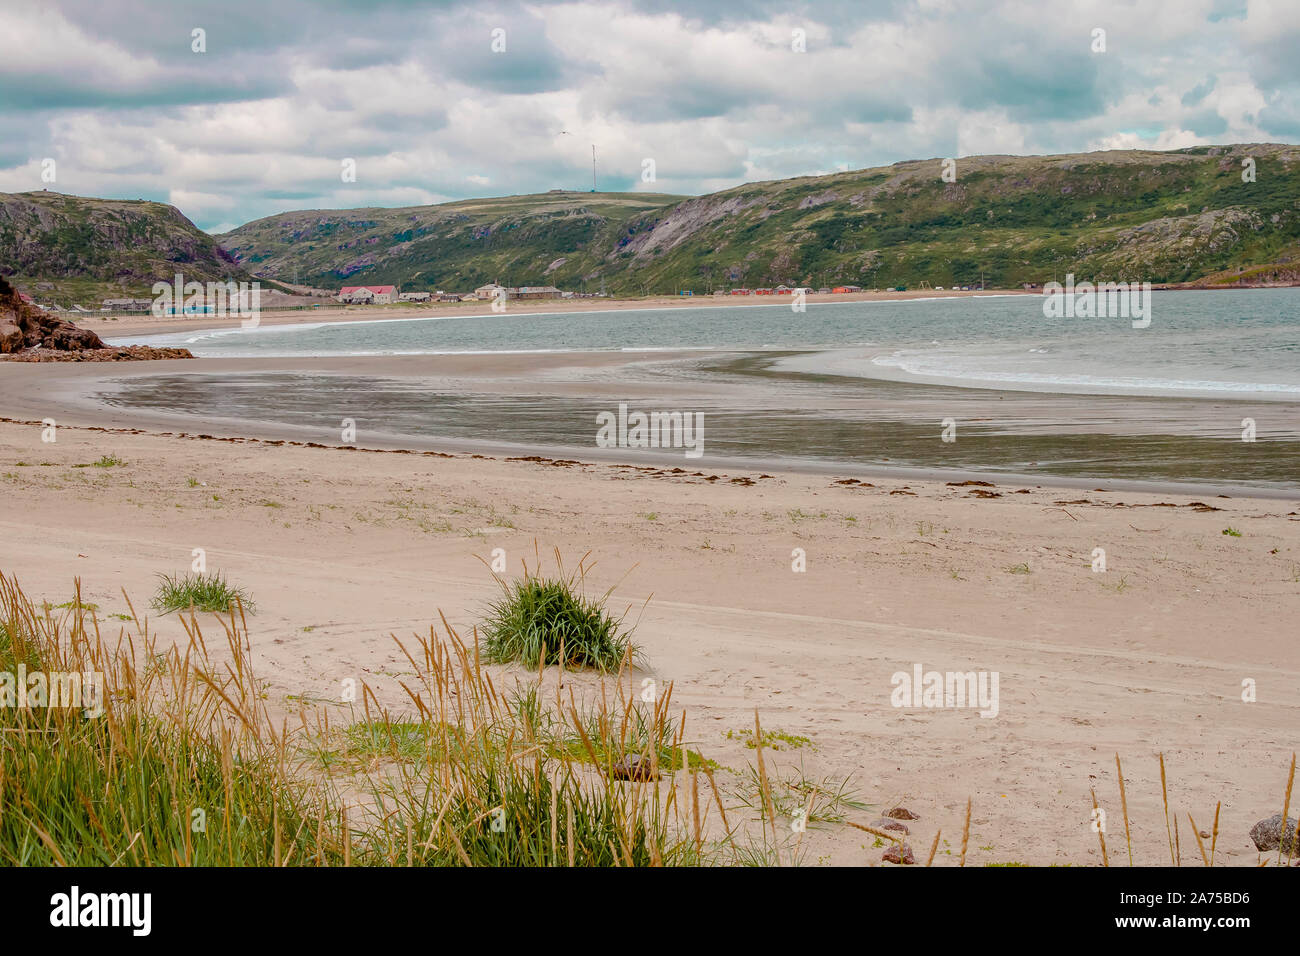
[{"left": 591, "top": 144, "right": 597, "bottom": 192}]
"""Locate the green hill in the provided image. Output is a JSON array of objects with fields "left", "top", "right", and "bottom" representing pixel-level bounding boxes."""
[
  {"left": 218, "top": 144, "right": 1300, "bottom": 293},
  {"left": 0, "top": 190, "right": 253, "bottom": 304},
  {"left": 216, "top": 191, "right": 689, "bottom": 294},
  {"left": 5, "top": 145, "right": 1298, "bottom": 303}
]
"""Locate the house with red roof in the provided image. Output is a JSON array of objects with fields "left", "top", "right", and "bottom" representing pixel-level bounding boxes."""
[{"left": 338, "top": 284, "right": 397, "bottom": 304}]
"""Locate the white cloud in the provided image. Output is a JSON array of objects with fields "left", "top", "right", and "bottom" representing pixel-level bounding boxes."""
[{"left": 0, "top": 0, "right": 1295, "bottom": 231}]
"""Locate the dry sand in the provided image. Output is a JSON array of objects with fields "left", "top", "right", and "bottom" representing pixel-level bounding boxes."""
[{"left": 1, "top": 363, "right": 1298, "bottom": 863}]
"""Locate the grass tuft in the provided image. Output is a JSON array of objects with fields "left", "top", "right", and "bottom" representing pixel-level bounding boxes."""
[
  {"left": 479, "top": 550, "right": 635, "bottom": 669},
  {"left": 150, "top": 571, "right": 255, "bottom": 614},
  {"left": 73, "top": 455, "right": 126, "bottom": 469}
]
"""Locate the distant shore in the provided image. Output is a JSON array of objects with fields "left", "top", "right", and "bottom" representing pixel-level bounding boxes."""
[
  {"left": 62, "top": 281, "right": 1300, "bottom": 338},
  {"left": 70, "top": 287, "right": 1034, "bottom": 336}
]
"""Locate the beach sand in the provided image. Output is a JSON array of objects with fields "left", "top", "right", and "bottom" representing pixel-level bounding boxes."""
[{"left": 1, "top": 353, "right": 1297, "bottom": 863}]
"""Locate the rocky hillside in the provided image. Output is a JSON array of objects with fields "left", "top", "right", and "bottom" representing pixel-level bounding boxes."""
[
  {"left": 217, "top": 191, "right": 686, "bottom": 294},
  {"left": 0, "top": 191, "right": 251, "bottom": 295},
  {"left": 218, "top": 144, "right": 1300, "bottom": 292}
]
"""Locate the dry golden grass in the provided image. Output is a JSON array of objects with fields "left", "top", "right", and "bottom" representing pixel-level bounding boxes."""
[{"left": 1097, "top": 751, "right": 1300, "bottom": 867}]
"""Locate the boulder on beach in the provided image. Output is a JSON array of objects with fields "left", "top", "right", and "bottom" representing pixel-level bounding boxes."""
[
  {"left": 882, "top": 842, "right": 915, "bottom": 864},
  {"left": 1249, "top": 814, "right": 1299, "bottom": 855}
]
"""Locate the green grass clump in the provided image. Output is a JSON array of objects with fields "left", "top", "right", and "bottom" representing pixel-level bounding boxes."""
[
  {"left": 150, "top": 571, "right": 255, "bottom": 614},
  {"left": 313, "top": 719, "right": 444, "bottom": 768},
  {"left": 49, "top": 599, "right": 100, "bottom": 612},
  {"left": 480, "top": 556, "right": 634, "bottom": 669},
  {"left": 725, "top": 727, "right": 813, "bottom": 751}
]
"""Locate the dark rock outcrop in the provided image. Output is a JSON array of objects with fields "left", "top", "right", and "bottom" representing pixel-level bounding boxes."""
[
  {"left": 3, "top": 345, "right": 193, "bottom": 362},
  {"left": 0, "top": 275, "right": 106, "bottom": 352},
  {"left": 0, "top": 277, "right": 190, "bottom": 360}
]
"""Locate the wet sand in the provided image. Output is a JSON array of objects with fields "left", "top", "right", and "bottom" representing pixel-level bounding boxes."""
[{"left": 2, "top": 350, "right": 1296, "bottom": 495}]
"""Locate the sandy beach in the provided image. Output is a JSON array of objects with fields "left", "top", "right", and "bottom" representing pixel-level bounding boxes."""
[{"left": 2, "top": 348, "right": 1298, "bottom": 864}]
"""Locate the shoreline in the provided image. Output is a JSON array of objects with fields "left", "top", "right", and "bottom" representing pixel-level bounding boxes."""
[
  {"left": 64, "top": 283, "right": 1300, "bottom": 339},
  {"left": 71, "top": 288, "right": 1039, "bottom": 336},
  {"left": 6, "top": 411, "right": 1297, "bottom": 501}
]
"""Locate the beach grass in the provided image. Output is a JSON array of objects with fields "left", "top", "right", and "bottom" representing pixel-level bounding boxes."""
[
  {"left": 479, "top": 550, "right": 636, "bottom": 669},
  {"left": 0, "top": 577, "right": 318, "bottom": 865},
  {"left": 150, "top": 571, "right": 255, "bottom": 615},
  {"left": 11, "top": 566, "right": 1294, "bottom": 867},
  {"left": 0, "top": 571, "right": 705, "bottom": 866},
  {"left": 72, "top": 454, "right": 126, "bottom": 469}
]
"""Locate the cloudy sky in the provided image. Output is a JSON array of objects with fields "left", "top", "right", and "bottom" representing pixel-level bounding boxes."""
[{"left": 1, "top": 0, "right": 1297, "bottom": 232}]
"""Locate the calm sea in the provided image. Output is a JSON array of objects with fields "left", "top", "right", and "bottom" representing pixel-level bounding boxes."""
[{"left": 108, "top": 289, "right": 1300, "bottom": 399}]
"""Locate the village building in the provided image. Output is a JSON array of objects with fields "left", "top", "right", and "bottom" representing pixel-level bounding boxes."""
[
  {"left": 338, "top": 284, "right": 397, "bottom": 304},
  {"left": 474, "top": 283, "right": 506, "bottom": 300},
  {"left": 832, "top": 285, "right": 863, "bottom": 293},
  {"left": 511, "top": 286, "right": 562, "bottom": 300},
  {"left": 101, "top": 298, "right": 153, "bottom": 312},
  {"left": 398, "top": 291, "right": 431, "bottom": 302}
]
